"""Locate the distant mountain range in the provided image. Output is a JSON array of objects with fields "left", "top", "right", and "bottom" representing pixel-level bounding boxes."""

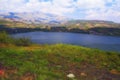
[
  {"left": 0, "top": 12, "right": 67, "bottom": 24},
  {"left": 0, "top": 12, "right": 120, "bottom": 36},
  {"left": 0, "top": 12, "right": 120, "bottom": 29}
]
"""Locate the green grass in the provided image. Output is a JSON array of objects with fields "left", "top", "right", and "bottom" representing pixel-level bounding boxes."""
[
  {"left": 0, "top": 31, "right": 120, "bottom": 80},
  {"left": 0, "top": 31, "right": 32, "bottom": 46},
  {"left": 0, "top": 44, "right": 120, "bottom": 80}
]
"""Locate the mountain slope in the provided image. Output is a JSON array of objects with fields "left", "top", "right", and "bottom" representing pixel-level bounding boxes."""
[
  {"left": 0, "top": 12, "right": 67, "bottom": 24},
  {"left": 0, "top": 12, "right": 120, "bottom": 36},
  {"left": 66, "top": 20, "right": 120, "bottom": 29}
]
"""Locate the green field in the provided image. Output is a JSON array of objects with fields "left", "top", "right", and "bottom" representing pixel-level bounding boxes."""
[{"left": 0, "top": 32, "right": 120, "bottom": 80}]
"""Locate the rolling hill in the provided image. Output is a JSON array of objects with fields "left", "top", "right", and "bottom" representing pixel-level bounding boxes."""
[{"left": 0, "top": 12, "right": 120, "bottom": 36}]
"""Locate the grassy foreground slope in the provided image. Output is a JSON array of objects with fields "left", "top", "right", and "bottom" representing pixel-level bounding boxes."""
[{"left": 0, "top": 32, "right": 120, "bottom": 80}]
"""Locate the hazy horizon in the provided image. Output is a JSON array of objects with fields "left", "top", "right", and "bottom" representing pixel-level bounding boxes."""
[{"left": 0, "top": 0, "right": 120, "bottom": 23}]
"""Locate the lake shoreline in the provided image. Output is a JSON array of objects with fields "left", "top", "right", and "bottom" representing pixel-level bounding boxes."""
[
  {"left": 11, "top": 31, "right": 120, "bottom": 52},
  {"left": 0, "top": 26, "right": 120, "bottom": 36},
  {"left": 0, "top": 32, "right": 120, "bottom": 80}
]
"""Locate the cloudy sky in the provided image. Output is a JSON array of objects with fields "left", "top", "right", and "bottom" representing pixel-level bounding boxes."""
[{"left": 0, "top": 0, "right": 120, "bottom": 22}]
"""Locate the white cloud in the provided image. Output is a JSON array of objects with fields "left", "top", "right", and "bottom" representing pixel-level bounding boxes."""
[
  {"left": 85, "top": 9, "right": 120, "bottom": 22},
  {"left": 0, "top": 0, "right": 76, "bottom": 15},
  {"left": 76, "top": 0, "right": 105, "bottom": 9},
  {"left": 82, "top": 0, "right": 120, "bottom": 22},
  {"left": 0, "top": 0, "right": 120, "bottom": 22}
]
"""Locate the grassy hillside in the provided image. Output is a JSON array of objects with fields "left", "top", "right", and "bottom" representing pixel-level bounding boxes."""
[
  {"left": 0, "top": 19, "right": 36, "bottom": 28},
  {"left": 0, "top": 19, "right": 120, "bottom": 36},
  {"left": 66, "top": 20, "right": 120, "bottom": 29},
  {"left": 1, "top": 19, "right": 120, "bottom": 29},
  {"left": 0, "top": 32, "right": 120, "bottom": 80}
]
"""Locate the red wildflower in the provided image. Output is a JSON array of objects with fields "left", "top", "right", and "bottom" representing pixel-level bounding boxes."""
[{"left": 0, "top": 69, "right": 4, "bottom": 75}]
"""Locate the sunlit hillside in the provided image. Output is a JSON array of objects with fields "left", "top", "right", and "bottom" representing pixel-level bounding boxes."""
[{"left": 0, "top": 32, "right": 120, "bottom": 80}]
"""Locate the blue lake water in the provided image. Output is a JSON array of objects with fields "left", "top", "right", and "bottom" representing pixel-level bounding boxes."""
[{"left": 11, "top": 32, "right": 120, "bottom": 52}]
